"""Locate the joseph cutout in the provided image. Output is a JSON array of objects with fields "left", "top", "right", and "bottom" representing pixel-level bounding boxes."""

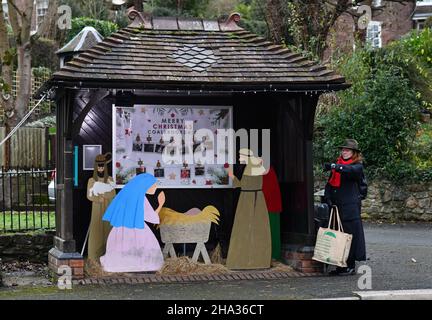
[{"left": 86, "top": 153, "right": 116, "bottom": 262}]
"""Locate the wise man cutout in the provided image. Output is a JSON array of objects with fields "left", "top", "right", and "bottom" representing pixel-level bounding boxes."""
[
  {"left": 86, "top": 153, "right": 116, "bottom": 262},
  {"left": 225, "top": 149, "right": 271, "bottom": 270}
]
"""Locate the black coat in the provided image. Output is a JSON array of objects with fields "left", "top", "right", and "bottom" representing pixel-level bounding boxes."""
[
  {"left": 324, "top": 162, "right": 367, "bottom": 263},
  {"left": 324, "top": 162, "right": 364, "bottom": 221}
]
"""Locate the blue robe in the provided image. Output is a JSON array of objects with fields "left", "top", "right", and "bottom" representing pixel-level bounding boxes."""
[{"left": 103, "top": 173, "right": 157, "bottom": 229}]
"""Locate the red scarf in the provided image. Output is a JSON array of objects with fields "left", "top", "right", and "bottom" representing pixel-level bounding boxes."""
[{"left": 328, "top": 157, "right": 354, "bottom": 188}]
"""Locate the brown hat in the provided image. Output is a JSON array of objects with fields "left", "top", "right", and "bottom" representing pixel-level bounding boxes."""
[
  {"left": 338, "top": 139, "right": 361, "bottom": 152},
  {"left": 95, "top": 153, "right": 112, "bottom": 164},
  {"left": 93, "top": 153, "right": 112, "bottom": 182}
]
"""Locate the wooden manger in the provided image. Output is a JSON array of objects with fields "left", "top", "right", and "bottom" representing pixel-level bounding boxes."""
[{"left": 159, "top": 206, "right": 220, "bottom": 264}]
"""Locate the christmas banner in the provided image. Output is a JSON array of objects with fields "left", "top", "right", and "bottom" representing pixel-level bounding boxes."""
[{"left": 112, "top": 104, "right": 233, "bottom": 188}]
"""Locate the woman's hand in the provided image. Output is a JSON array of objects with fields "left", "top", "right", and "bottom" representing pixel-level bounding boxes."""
[
  {"left": 157, "top": 191, "right": 166, "bottom": 207},
  {"left": 323, "top": 163, "right": 336, "bottom": 171},
  {"left": 155, "top": 191, "right": 166, "bottom": 214},
  {"left": 226, "top": 168, "right": 235, "bottom": 178}
]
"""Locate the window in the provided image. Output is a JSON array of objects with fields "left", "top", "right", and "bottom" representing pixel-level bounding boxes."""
[
  {"left": 36, "top": 0, "right": 49, "bottom": 25},
  {"left": 83, "top": 145, "right": 102, "bottom": 171},
  {"left": 2, "top": 0, "right": 8, "bottom": 20},
  {"left": 367, "top": 21, "right": 382, "bottom": 48},
  {"left": 372, "top": 0, "right": 382, "bottom": 7},
  {"left": 417, "top": 0, "right": 432, "bottom": 5},
  {"left": 416, "top": 20, "right": 426, "bottom": 30},
  {"left": 413, "top": 1, "right": 432, "bottom": 29}
]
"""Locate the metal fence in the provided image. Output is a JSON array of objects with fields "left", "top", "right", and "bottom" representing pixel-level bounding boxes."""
[{"left": 0, "top": 167, "right": 56, "bottom": 233}]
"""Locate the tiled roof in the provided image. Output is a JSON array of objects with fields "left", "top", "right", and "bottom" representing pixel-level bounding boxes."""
[
  {"left": 57, "top": 26, "right": 104, "bottom": 55},
  {"left": 413, "top": 4, "right": 432, "bottom": 18},
  {"left": 51, "top": 12, "right": 347, "bottom": 89}
]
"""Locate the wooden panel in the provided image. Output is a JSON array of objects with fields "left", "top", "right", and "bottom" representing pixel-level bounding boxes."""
[{"left": 0, "top": 127, "right": 48, "bottom": 168}]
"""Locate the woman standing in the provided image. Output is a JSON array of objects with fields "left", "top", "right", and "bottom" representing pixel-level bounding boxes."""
[
  {"left": 324, "top": 139, "right": 367, "bottom": 276},
  {"left": 225, "top": 149, "right": 272, "bottom": 270}
]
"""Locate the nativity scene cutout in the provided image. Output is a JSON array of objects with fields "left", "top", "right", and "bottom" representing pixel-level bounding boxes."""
[{"left": 84, "top": 149, "right": 284, "bottom": 276}]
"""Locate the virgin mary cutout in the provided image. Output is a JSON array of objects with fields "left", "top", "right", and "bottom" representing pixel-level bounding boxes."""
[{"left": 100, "top": 173, "right": 166, "bottom": 272}]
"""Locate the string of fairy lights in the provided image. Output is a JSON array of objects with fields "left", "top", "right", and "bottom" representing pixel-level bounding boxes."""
[{"left": 42, "top": 84, "right": 340, "bottom": 98}]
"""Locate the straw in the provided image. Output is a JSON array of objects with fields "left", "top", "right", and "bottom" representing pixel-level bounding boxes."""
[{"left": 157, "top": 256, "right": 230, "bottom": 275}]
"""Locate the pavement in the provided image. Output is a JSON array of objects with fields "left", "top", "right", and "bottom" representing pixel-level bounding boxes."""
[{"left": 0, "top": 221, "right": 432, "bottom": 300}]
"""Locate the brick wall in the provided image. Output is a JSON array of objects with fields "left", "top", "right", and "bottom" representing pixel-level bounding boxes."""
[
  {"left": 48, "top": 253, "right": 84, "bottom": 279},
  {"left": 375, "top": 1, "right": 415, "bottom": 45},
  {"left": 283, "top": 245, "right": 325, "bottom": 273}
]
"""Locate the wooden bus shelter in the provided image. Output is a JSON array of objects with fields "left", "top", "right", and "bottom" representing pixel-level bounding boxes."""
[{"left": 38, "top": 11, "right": 349, "bottom": 278}]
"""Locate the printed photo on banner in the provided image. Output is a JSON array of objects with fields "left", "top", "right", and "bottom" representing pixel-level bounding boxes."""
[{"left": 112, "top": 104, "right": 233, "bottom": 188}]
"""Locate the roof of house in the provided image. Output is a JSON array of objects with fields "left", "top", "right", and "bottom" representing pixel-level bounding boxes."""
[
  {"left": 57, "top": 26, "right": 104, "bottom": 55},
  {"left": 49, "top": 11, "right": 347, "bottom": 91},
  {"left": 413, "top": 4, "right": 432, "bottom": 19}
]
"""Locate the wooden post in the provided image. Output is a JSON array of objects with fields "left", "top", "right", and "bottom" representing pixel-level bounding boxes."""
[
  {"left": 274, "top": 93, "right": 324, "bottom": 273},
  {"left": 53, "top": 90, "right": 76, "bottom": 252},
  {"left": 48, "top": 89, "right": 84, "bottom": 280},
  {"left": 302, "top": 95, "right": 319, "bottom": 237},
  {"left": 4, "top": 123, "right": 10, "bottom": 170},
  {"left": 44, "top": 127, "right": 49, "bottom": 169},
  {"left": 50, "top": 133, "right": 56, "bottom": 170}
]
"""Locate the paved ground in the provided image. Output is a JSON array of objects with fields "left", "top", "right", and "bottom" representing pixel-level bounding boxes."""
[{"left": 1, "top": 221, "right": 431, "bottom": 300}]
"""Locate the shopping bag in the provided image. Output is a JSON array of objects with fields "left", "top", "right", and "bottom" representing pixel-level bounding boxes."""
[{"left": 312, "top": 205, "right": 352, "bottom": 267}]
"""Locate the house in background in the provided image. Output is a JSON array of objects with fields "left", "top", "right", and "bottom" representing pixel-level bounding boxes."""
[
  {"left": 1, "top": 0, "right": 49, "bottom": 34},
  {"left": 324, "top": 0, "right": 432, "bottom": 60},
  {"left": 412, "top": 0, "right": 432, "bottom": 29}
]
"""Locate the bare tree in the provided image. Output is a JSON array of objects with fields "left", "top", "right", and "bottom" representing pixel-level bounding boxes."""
[
  {"left": 36, "top": 0, "right": 59, "bottom": 40},
  {"left": 264, "top": 0, "right": 416, "bottom": 60},
  {"left": 265, "top": 0, "right": 286, "bottom": 44},
  {"left": 0, "top": 0, "right": 58, "bottom": 168}
]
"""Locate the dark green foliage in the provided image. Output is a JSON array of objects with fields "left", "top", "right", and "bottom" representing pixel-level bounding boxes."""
[
  {"left": 31, "top": 38, "right": 59, "bottom": 71},
  {"left": 149, "top": 0, "right": 210, "bottom": 17},
  {"left": 318, "top": 68, "right": 420, "bottom": 167},
  {"left": 315, "top": 29, "right": 432, "bottom": 183}
]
